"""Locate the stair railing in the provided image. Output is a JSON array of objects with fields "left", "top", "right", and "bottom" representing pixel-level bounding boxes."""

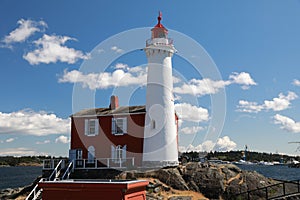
[
  {"left": 26, "top": 159, "right": 69, "bottom": 200},
  {"left": 25, "top": 178, "right": 44, "bottom": 200},
  {"left": 48, "top": 159, "right": 63, "bottom": 181},
  {"left": 61, "top": 161, "right": 73, "bottom": 180}
]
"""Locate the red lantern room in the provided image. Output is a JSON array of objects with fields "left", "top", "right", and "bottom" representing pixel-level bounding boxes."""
[{"left": 151, "top": 11, "right": 168, "bottom": 39}]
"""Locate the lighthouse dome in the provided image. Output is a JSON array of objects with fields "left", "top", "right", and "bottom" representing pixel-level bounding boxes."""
[{"left": 151, "top": 11, "right": 168, "bottom": 39}]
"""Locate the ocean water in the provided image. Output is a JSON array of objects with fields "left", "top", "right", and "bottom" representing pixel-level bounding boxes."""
[
  {"left": 0, "top": 165, "right": 299, "bottom": 190},
  {"left": 0, "top": 166, "right": 42, "bottom": 190},
  {"left": 237, "top": 164, "right": 300, "bottom": 181}
]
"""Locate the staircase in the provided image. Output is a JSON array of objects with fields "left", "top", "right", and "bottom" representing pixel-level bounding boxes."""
[{"left": 26, "top": 160, "right": 73, "bottom": 200}]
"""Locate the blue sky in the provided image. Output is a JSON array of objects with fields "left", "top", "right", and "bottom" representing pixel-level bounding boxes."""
[{"left": 1, "top": 0, "right": 300, "bottom": 157}]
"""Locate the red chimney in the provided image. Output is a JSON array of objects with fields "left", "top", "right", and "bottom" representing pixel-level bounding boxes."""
[{"left": 110, "top": 96, "right": 119, "bottom": 110}]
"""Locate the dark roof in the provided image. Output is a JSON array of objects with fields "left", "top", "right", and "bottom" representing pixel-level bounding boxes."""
[{"left": 72, "top": 105, "right": 146, "bottom": 117}]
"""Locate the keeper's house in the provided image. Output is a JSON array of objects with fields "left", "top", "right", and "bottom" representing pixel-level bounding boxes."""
[{"left": 69, "top": 96, "right": 179, "bottom": 168}]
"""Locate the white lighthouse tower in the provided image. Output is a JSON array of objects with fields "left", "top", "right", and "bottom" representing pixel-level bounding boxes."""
[{"left": 143, "top": 12, "right": 178, "bottom": 167}]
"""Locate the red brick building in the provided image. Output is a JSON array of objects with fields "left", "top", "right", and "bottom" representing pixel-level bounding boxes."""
[{"left": 69, "top": 96, "right": 178, "bottom": 168}]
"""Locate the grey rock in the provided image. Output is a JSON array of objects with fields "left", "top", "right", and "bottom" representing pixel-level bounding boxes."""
[
  {"left": 168, "top": 196, "right": 192, "bottom": 200},
  {"left": 119, "top": 163, "right": 285, "bottom": 199}
]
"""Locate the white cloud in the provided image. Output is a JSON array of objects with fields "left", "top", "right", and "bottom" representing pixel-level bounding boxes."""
[
  {"left": 174, "top": 72, "right": 257, "bottom": 96},
  {"left": 180, "top": 126, "right": 204, "bottom": 134},
  {"left": 180, "top": 136, "right": 237, "bottom": 152},
  {"left": 214, "top": 136, "right": 237, "bottom": 151},
  {"left": 5, "top": 137, "right": 17, "bottom": 143},
  {"left": 59, "top": 64, "right": 147, "bottom": 90},
  {"left": 60, "top": 66, "right": 256, "bottom": 97},
  {"left": 111, "top": 46, "right": 124, "bottom": 53},
  {"left": 36, "top": 140, "right": 51, "bottom": 145},
  {"left": 264, "top": 92, "right": 297, "bottom": 111},
  {"left": 237, "top": 100, "right": 264, "bottom": 113},
  {"left": 23, "top": 34, "right": 89, "bottom": 65},
  {"left": 178, "top": 146, "right": 187, "bottom": 152},
  {"left": 172, "top": 76, "right": 182, "bottom": 84},
  {"left": 0, "top": 148, "right": 40, "bottom": 156},
  {"left": 274, "top": 114, "right": 300, "bottom": 133},
  {"left": 229, "top": 72, "right": 257, "bottom": 89},
  {"left": 115, "top": 63, "right": 128, "bottom": 70},
  {"left": 175, "top": 103, "right": 209, "bottom": 122},
  {"left": 1, "top": 19, "right": 47, "bottom": 47},
  {"left": 174, "top": 78, "right": 230, "bottom": 96},
  {"left": 292, "top": 79, "right": 300, "bottom": 86},
  {"left": 97, "top": 49, "right": 105, "bottom": 54},
  {"left": 0, "top": 109, "right": 70, "bottom": 136},
  {"left": 185, "top": 140, "right": 216, "bottom": 152},
  {"left": 237, "top": 91, "right": 298, "bottom": 113},
  {"left": 55, "top": 135, "right": 70, "bottom": 144}
]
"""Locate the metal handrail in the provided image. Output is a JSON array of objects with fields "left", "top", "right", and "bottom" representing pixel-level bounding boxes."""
[
  {"left": 43, "top": 157, "right": 135, "bottom": 170},
  {"left": 73, "top": 157, "right": 135, "bottom": 169},
  {"left": 25, "top": 178, "right": 44, "bottom": 200},
  {"left": 146, "top": 38, "right": 173, "bottom": 47},
  {"left": 235, "top": 179, "right": 300, "bottom": 200},
  {"left": 61, "top": 161, "right": 73, "bottom": 180},
  {"left": 48, "top": 160, "right": 63, "bottom": 181},
  {"left": 26, "top": 160, "right": 67, "bottom": 200}
]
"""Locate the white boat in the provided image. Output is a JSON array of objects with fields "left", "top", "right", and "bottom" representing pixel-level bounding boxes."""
[
  {"left": 258, "top": 161, "right": 274, "bottom": 166},
  {"left": 234, "top": 160, "right": 254, "bottom": 165}
]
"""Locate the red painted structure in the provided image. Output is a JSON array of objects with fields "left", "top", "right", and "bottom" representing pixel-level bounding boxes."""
[
  {"left": 69, "top": 96, "right": 178, "bottom": 167},
  {"left": 39, "top": 180, "right": 148, "bottom": 200}
]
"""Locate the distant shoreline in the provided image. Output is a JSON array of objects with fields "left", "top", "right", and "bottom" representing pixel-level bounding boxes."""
[
  {"left": 0, "top": 163, "right": 43, "bottom": 167},
  {"left": 0, "top": 156, "right": 67, "bottom": 168}
]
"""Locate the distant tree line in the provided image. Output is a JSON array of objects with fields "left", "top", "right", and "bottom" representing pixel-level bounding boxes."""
[
  {"left": 0, "top": 156, "right": 67, "bottom": 166},
  {"left": 181, "top": 151, "right": 300, "bottom": 163}
]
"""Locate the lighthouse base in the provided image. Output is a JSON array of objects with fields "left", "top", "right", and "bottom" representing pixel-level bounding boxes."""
[{"left": 142, "top": 160, "right": 179, "bottom": 169}]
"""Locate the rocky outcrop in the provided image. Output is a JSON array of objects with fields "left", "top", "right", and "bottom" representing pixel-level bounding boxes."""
[
  {"left": 3, "top": 163, "right": 296, "bottom": 200},
  {"left": 117, "top": 162, "right": 281, "bottom": 199},
  {"left": 0, "top": 176, "right": 41, "bottom": 200}
]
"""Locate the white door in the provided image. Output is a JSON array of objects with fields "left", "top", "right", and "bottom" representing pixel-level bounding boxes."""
[{"left": 88, "top": 146, "right": 95, "bottom": 163}]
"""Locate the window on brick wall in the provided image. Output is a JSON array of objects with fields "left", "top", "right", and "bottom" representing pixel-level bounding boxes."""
[
  {"left": 84, "top": 119, "right": 99, "bottom": 136},
  {"left": 111, "top": 117, "right": 127, "bottom": 135}
]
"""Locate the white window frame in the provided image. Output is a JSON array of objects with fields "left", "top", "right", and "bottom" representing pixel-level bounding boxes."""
[
  {"left": 112, "top": 117, "right": 127, "bottom": 135},
  {"left": 84, "top": 119, "right": 99, "bottom": 136},
  {"left": 111, "top": 145, "right": 127, "bottom": 164}
]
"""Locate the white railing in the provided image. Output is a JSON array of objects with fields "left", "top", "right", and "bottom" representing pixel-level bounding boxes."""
[
  {"left": 48, "top": 160, "right": 64, "bottom": 181},
  {"left": 61, "top": 161, "right": 73, "bottom": 180},
  {"left": 43, "top": 159, "right": 67, "bottom": 169},
  {"left": 25, "top": 178, "right": 44, "bottom": 200},
  {"left": 27, "top": 159, "right": 68, "bottom": 200},
  {"left": 43, "top": 157, "right": 135, "bottom": 170},
  {"left": 146, "top": 38, "right": 173, "bottom": 47},
  {"left": 72, "top": 157, "right": 135, "bottom": 169}
]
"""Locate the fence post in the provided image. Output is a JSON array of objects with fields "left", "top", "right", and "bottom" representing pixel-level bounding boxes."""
[
  {"left": 247, "top": 191, "right": 250, "bottom": 200},
  {"left": 298, "top": 180, "right": 300, "bottom": 193},
  {"left": 283, "top": 182, "right": 286, "bottom": 196},
  {"left": 52, "top": 159, "right": 54, "bottom": 169},
  {"left": 265, "top": 187, "right": 268, "bottom": 199}
]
